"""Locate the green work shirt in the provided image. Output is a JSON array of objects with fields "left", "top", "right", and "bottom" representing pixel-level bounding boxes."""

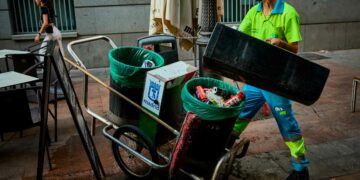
[{"left": 239, "top": 0, "right": 302, "bottom": 43}]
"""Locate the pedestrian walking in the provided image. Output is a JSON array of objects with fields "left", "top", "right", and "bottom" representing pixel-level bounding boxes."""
[{"left": 34, "top": 0, "right": 63, "bottom": 61}]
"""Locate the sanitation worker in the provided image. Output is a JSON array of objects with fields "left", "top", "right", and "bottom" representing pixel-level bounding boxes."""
[{"left": 229, "top": 0, "right": 310, "bottom": 179}]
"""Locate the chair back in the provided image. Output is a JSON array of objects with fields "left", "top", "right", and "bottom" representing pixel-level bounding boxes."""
[
  {"left": 6, "top": 53, "right": 39, "bottom": 78},
  {"left": 0, "top": 89, "right": 38, "bottom": 132}
]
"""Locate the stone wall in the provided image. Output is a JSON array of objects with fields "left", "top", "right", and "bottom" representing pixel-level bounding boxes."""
[{"left": 288, "top": 0, "right": 360, "bottom": 51}]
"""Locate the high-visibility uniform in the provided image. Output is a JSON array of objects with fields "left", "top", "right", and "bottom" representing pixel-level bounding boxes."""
[{"left": 235, "top": 0, "right": 309, "bottom": 171}]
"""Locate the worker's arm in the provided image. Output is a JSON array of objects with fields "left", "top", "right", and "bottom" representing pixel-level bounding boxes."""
[{"left": 265, "top": 38, "right": 299, "bottom": 53}]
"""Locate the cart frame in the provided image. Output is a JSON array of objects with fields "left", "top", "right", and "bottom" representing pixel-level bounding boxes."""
[{"left": 66, "top": 35, "right": 249, "bottom": 179}]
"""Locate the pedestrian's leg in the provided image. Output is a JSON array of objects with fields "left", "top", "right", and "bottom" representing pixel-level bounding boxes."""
[
  {"left": 52, "top": 26, "right": 64, "bottom": 55},
  {"left": 263, "top": 90, "right": 309, "bottom": 179},
  {"left": 39, "top": 35, "right": 50, "bottom": 62}
]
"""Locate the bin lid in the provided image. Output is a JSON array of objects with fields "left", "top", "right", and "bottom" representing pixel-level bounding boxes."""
[{"left": 203, "top": 23, "right": 330, "bottom": 105}]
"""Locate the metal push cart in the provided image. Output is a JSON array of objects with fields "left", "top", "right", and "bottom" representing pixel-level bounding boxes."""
[{"left": 66, "top": 35, "right": 250, "bottom": 179}]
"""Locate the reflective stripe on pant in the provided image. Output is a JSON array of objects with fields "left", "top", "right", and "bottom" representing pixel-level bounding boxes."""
[
  {"left": 286, "top": 137, "right": 310, "bottom": 171},
  {"left": 235, "top": 84, "right": 309, "bottom": 171}
]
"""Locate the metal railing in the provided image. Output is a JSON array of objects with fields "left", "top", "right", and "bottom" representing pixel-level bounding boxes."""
[
  {"left": 9, "top": 0, "right": 76, "bottom": 34},
  {"left": 222, "top": 0, "right": 259, "bottom": 24}
]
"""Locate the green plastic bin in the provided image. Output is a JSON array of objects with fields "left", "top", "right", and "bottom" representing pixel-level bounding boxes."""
[{"left": 108, "top": 46, "right": 164, "bottom": 125}]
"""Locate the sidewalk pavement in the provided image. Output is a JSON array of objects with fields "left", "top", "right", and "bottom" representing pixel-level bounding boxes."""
[{"left": 0, "top": 49, "right": 359, "bottom": 179}]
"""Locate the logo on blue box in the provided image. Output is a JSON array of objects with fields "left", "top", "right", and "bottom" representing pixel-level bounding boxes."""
[
  {"left": 143, "top": 80, "right": 161, "bottom": 113},
  {"left": 148, "top": 80, "right": 160, "bottom": 101}
]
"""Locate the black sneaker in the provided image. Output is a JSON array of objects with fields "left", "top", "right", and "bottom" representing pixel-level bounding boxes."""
[{"left": 286, "top": 168, "right": 309, "bottom": 180}]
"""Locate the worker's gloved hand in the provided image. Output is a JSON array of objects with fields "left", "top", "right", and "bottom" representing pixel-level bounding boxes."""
[{"left": 265, "top": 38, "right": 283, "bottom": 47}]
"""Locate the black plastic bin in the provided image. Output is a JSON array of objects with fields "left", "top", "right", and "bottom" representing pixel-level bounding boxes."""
[
  {"left": 174, "top": 77, "right": 244, "bottom": 177},
  {"left": 203, "top": 23, "right": 330, "bottom": 105},
  {"left": 108, "top": 46, "right": 164, "bottom": 125},
  {"left": 109, "top": 79, "right": 143, "bottom": 121}
]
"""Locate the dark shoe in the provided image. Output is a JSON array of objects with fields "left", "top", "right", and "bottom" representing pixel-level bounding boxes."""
[{"left": 286, "top": 168, "right": 309, "bottom": 180}]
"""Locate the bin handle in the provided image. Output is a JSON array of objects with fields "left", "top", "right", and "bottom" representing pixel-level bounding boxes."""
[
  {"left": 137, "top": 34, "right": 177, "bottom": 50},
  {"left": 67, "top": 35, "right": 117, "bottom": 69}
]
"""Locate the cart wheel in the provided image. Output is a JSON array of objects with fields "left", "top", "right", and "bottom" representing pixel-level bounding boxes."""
[
  {"left": 112, "top": 125, "right": 159, "bottom": 179},
  {"left": 211, "top": 139, "right": 250, "bottom": 180}
]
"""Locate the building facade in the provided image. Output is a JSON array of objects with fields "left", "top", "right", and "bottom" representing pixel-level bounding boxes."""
[{"left": 0, "top": 0, "right": 359, "bottom": 68}]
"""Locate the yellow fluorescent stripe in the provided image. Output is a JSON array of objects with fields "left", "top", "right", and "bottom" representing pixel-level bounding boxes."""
[
  {"left": 285, "top": 137, "right": 306, "bottom": 158},
  {"left": 233, "top": 121, "right": 249, "bottom": 134}
]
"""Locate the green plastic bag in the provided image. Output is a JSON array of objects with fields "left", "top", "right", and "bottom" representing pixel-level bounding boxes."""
[
  {"left": 181, "top": 77, "right": 244, "bottom": 120},
  {"left": 108, "top": 46, "right": 164, "bottom": 88}
]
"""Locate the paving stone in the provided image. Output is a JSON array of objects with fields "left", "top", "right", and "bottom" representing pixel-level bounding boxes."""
[
  {"left": 231, "top": 153, "right": 288, "bottom": 179},
  {"left": 1, "top": 49, "right": 360, "bottom": 179}
]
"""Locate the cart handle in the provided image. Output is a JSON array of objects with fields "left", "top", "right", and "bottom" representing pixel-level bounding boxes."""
[
  {"left": 66, "top": 35, "right": 119, "bottom": 135},
  {"left": 67, "top": 35, "right": 117, "bottom": 69}
]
